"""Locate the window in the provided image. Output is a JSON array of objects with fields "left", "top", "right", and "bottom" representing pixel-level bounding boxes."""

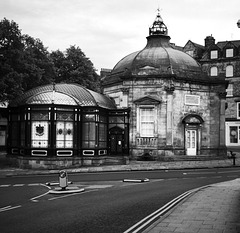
[
  {"left": 226, "top": 48, "right": 233, "bottom": 58},
  {"left": 210, "top": 50, "right": 218, "bottom": 59},
  {"left": 98, "top": 115, "right": 107, "bottom": 148},
  {"left": 210, "top": 66, "right": 218, "bottom": 76},
  {"left": 238, "top": 103, "right": 240, "bottom": 119},
  {"left": 56, "top": 112, "right": 74, "bottom": 148},
  {"left": 226, "top": 122, "right": 240, "bottom": 145},
  {"left": 186, "top": 50, "right": 194, "bottom": 57},
  {"left": 226, "top": 84, "right": 233, "bottom": 97},
  {"left": 31, "top": 121, "right": 49, "bottom": 148},
  {"left": 140, "top": 108, "right": 154, "bottom": 137},
  {"left": 31, "top": 112, "right": 49, "bottom": 148},
  {"left": 226, "top": 65, "right": 233, "bottom": 77},
  {"left": 229, "top": 126, "right": 238, "bottom": 143},
  {"left": 82, "top": 114, "right": 96, "bottom": 148}
]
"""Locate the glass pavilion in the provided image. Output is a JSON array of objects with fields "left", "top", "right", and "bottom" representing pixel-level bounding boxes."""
[{"left": 8, "top": 83, "right": 129, "bottom": 168}]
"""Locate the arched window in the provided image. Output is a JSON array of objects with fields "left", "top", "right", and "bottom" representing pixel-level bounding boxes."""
[
  {"left": 210, "top": 66, "right": 218, "bottom": 76},
  {"left": 226, "top": 65, "right": 233, "bottom": 77}
]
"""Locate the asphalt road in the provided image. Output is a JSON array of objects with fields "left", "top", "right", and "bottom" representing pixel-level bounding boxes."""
[{"left": 1, "top": 168, "right": 240, "bottom": 233}]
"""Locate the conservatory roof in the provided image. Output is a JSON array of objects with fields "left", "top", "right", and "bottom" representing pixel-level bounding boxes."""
[{"left": 9, "top": 83, "right": 116, "bottom": 109}]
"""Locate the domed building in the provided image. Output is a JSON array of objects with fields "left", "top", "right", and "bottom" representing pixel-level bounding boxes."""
[{"left": 102, "top": 12, "right": 227, "bottom": 159}]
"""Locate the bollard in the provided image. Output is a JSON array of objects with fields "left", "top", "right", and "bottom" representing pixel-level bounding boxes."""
[
  {"left": 59, "top": 170, "right": 68, "bottom": 190},
  {"left": 230, "top": 151, "right": 236, "bottom": 166}
]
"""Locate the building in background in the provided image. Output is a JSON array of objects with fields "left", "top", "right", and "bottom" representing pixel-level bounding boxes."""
[
  {"left": 183, "top": 35, "right": 240, "bottom": 151},
  {"left": 102, "top": 13, "right": 227, "bottom": 160}
]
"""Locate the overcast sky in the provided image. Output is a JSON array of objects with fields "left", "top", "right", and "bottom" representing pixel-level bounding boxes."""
[{"left": 1, "top": 0, "right": 240, "bottom": 73}]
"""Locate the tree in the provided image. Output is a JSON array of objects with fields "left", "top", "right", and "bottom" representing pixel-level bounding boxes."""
[
  {"left": 21, "top": 34, "right": 54, "bottom": 90},
  {"left": 0, "top": 18, "right": 54, "bottom": 102},
  {"left": 50, "top": 45, "right": 100, "bottom": 92},
  {"left": 0, "top": 18, "right": 24, "bottom": 101},
  {"left": 0, "top": 18, "right": 101, "bottom": 103}
]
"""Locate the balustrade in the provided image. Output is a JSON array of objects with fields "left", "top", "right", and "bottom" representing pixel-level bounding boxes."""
[{"left": 136, "top": 137, "right": 157, "bottom": 146}]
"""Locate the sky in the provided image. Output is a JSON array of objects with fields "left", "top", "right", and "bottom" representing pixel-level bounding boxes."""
[{"left": 1, "top": 0, "right": 240, "bottom": 73}]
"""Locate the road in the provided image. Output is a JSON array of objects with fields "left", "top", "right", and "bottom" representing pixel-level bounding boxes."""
[{"left": 0, "top": 167, "right": 240, "bottom": 233}]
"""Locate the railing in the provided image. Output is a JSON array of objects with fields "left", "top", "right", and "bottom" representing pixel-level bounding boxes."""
[{"left": 136, "top": 137, "right": 157, "bottom": 146}]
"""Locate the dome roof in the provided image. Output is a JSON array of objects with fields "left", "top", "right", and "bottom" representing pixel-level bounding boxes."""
[
  {"left": 10, "top": 83, "right": 116, "bottom": 109},
  {"left": 104, "top": 12, "right": 209, "bottom": 84},
  {"left": 112, "top": 43, "right": 202, "bottom": 77}
]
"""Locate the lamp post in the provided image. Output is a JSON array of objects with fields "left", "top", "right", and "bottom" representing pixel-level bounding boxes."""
[{"left": 237, "top": 19, "right": 240, "bottom": 28}]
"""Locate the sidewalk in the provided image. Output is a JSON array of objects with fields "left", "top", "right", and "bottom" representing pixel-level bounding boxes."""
[
  {"left": 0, "top": 156, "right": 239, "bottom": 177},
  {"left": 144, "top": 178, "right": 240, "bottom": 233}
]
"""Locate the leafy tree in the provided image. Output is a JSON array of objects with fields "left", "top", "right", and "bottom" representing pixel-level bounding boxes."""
[
  {"left": 21, "top": 34, "right": 54, "bottom": 90},
  {"left": 50, "top": 45, "right": 100, "bottom": 92},
  {"left": 0, "top": 18, "right": 54, "bottom": 102},
  {"left": 0, "top": 18, "right": 101, "bottom": 103},
  {"left": 0, "top": 18, "right": 24, "bottom": 101}
]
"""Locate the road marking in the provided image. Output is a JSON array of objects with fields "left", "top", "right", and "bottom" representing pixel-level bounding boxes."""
[
  {"left": 0, "top": 205, "right": 21, "bottom": 212},
  {"left": 48, "top": 189, "right": 98, "bottom": 201},
  {"left": 124, "top": 185, "right": 210, "bottom": 233},
  {"left": 30, "top": 190, "right": 50, "bottom": 202},
  {"left": 86, "top": 185, "right": 113, "bottom": 189},
  {"left": 0, "top": 183, "right": 42, "bottom": 187},
  {"left": 28, "top": 183, "right": 40, "bottom": 186},
  {"left": 1, "top": 205, "right": 11, "bottom": 210}
]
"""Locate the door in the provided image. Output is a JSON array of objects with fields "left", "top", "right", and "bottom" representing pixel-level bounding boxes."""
[
  {"left": 186, "top": 129, "right": 197, "bottom": 155},
  {"left": 109, "top": 127, "right": 124, "bottom": 155}
]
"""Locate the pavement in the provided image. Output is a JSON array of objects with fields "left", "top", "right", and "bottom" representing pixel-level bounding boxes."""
[{"left": 1, "top": 156, "right": 240, "bottom": 233}]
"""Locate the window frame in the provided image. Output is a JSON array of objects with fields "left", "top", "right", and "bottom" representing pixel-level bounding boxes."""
[
  {"left": 226, "top": 83, "right": 233, "bottom": 97},
  {"left": 139, "top": 106, "right": 155, "bottom": 137},
  {"left": 226, "top": 48, "right": 234, "bottom": 58},
  {"left": 226, "top": 65, "right": 233, "bottom": 77},
  {"left": 210, "top": 66, "right": 218, "bottom": 76},
  {"left": 226, "top": 122, "right": 240, "bottom": 146},
  {"left": 237, "top": 103, "right": 240, "bottom": 120},
  {"left": 210, "top": 50, "right": 218, "bottom": 59}
]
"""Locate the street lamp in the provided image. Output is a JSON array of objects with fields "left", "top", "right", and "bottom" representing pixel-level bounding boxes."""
[{"left": 237, "top": 19, "right": 240, "bottom": 28}]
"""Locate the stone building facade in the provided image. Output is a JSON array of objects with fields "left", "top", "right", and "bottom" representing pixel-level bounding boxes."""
[
  {"left": 184, "top": 36, "right": 240, "bottom": 151},
  {"left": 102, "top": 13, "right": 227, "bottom": 160}
]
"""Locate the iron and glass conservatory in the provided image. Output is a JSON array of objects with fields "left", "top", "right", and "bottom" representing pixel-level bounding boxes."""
[{"left": 8, "top": 83, "right": 129, "bottom": 169}]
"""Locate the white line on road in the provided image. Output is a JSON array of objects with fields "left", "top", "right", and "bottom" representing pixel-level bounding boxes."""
[
  {"left": 28, "top": 183, "right": 40, "bottom": 186},
  {"left": 0, "top": 184, "right": 10, "bottom": 187},
  {"left": 0, "top": 205, "right": 21, "bottom": 212},
  {"left": 30, "top": 190, "right": 50, "bottom": 202},
  {"left": 13, "top": 184, "right": 24, "bottom": 187},
  {"left": 0, "top": 205, "right": 11, "bottom": 210}
]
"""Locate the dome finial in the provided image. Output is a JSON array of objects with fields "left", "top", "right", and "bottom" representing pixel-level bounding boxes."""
[{"left": 149, "top": 9, "right": 168, "bottom": 36}]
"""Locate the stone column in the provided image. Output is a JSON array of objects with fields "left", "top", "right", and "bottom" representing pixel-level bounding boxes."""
[
  {"left": 165, "top": 84, "right": 175, "bottom": 147},
  {"left": 218, "top": 92, "right": 227, "bottom": 154}
]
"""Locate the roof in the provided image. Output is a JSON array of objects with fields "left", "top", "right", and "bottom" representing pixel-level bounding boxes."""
[
  {"left": 112, "top": 42, "right": 202, "bottom": 76},
  {"left": 216, "top": 40, "right": 240, "bottom": 49},
  {"left": 103, "top": 14, "right": 210, "bottom": 85},
  {"left": 9, "top": 83, "right": 116, "bottom": 109}
]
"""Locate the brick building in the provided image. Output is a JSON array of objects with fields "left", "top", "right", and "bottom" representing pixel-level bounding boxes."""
[{"left": 102, "top": 13, "right": 227, "bottom": 160}]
